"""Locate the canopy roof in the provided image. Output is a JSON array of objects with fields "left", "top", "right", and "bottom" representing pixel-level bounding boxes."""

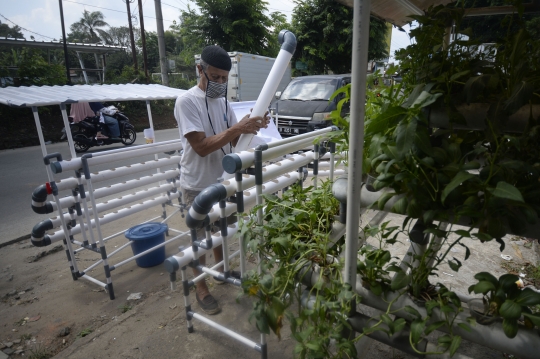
[
  {"left": 336, "top": 0, "right": 540, "bottom": 26},
  {"left": 0, "top": 84, "right": 186, "bottom": 108},
  {"left": 0, "top": 37, "right": 126, "bottom": 54}
]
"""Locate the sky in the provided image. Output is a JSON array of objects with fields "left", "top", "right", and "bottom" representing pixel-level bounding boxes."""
[{"left": 0, "top": 0, "right": 411, "bottom": 63}]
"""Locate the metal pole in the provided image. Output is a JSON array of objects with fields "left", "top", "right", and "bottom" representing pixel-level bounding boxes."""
[
  {"left": 344, "top": 0, "right": 371, "bottom": 293},
  {"left": 138, "top": 0, "right": 149, "bottom": 82},
  {"left": 58, "top": 0, "right": 71, "bottom": 85},
  {"left": 125, "top": 0, "right": 139, "bottom": 70},
  {"left": 154, "top": 0, "right": 169, "bottom": 86}
]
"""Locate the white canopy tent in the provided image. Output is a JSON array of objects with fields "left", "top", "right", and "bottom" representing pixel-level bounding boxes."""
[{"left": 0, "top": 83, "right": 186, "bottom": 161}]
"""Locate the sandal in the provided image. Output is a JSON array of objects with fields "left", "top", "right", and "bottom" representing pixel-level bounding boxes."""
[
  {"left": 96, "top": 134, "right": 109, "bottom": 140},
  {"left": 195, "top": 292, "right": 221, "bottom": 315}
]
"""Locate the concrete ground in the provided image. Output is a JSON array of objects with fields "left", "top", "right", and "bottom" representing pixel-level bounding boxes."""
[{"left": 1, "top": 164, "right": 539, "bottom": 358}]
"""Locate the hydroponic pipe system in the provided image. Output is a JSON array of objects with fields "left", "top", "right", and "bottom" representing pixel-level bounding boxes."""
[{"left": 233, "top": 30, "right": 297, "bottom": 152}]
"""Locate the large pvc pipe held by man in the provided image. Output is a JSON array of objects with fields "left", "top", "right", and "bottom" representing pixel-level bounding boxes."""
[{"left": 234, "top": 30, "right": 296, "bottom": 152}]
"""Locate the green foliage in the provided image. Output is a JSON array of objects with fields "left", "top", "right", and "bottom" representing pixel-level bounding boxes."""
[
  {"left": 468, "top": 272, "right": 540, "bottom": 337},
  {"left": 291, "top": 0, "right": 389, "bottom": 75},
  {"left": 0, "top": 48, "right": 66, "bottom": 86},
  {"left": 241, "top": 181, "right": 358, "bottom": 358},
  {"left": 175, "top": 0, "right": 286, "bottom": 59},
  {"left": 0, "top": 20, "right": 24, "bottom": 39},
  {"left": 368, "top": 4, "right": 540, "bottom": 244},
  {"left": 69, "top": 10, "right": 109, "bottom": 43}
]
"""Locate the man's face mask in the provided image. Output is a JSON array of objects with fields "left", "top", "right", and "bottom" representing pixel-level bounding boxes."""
[{"left": 202, "top": 69, "right": 227, "bottom": 99}]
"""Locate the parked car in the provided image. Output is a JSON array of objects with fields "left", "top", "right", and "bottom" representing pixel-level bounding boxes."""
[{"left": 271, "top": 74, "right": 351, "bottom": 137}]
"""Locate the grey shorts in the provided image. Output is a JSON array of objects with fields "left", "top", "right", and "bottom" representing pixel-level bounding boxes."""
[{"left": 182, "top": 188, "right": 237, "bottom": 240}]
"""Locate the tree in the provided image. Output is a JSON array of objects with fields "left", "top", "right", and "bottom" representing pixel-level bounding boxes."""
[
  {"left": 291, "top": 0, "right": 389, "bottom": 75},
  {"left": 0, "top": 20, "right": 24, "bottom": 39},
  {"left": 69, "top": 10, "right": 109, "bottom": 43},
  {"left": 174, "top": 0, "right": 286, "bottom": 58}
]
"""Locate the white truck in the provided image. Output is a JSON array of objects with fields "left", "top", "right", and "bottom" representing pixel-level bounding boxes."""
[{"left": 195, "top": 52, "right": 292, "bottom": 102}]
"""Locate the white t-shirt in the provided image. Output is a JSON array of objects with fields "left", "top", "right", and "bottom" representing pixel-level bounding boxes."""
[{"left": 174, "top": 86, "right": 238, "bottom": 191}]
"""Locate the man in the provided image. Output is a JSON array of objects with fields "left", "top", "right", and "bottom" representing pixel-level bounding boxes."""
[
  {"left": 89, "top": 102, "right": 121, "bottom": 139},
  {"left": 174, "top": 45, "right": 270, "bottom": 315}
]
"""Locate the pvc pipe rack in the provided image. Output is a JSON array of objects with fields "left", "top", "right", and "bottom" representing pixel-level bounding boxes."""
[
  {"left": 165, "top": 124, "right": 340, "bottom": 358},
  {"left": 29, "top": 140, "right": 186, "bottom": 299}
]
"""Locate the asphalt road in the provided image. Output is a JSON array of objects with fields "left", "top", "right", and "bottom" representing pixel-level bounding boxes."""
[{"left": 0, "top": 128, "right": 181, "bottom": 246}]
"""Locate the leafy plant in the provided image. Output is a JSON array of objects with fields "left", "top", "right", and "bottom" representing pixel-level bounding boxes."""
[
  {"left": 468, "top": 272, "right": 540, "bottom": 337},
  {"left": 241, "top": 181, "right": 361, "bottom": 358}
]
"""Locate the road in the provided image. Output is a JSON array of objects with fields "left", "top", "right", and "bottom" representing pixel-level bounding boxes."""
[{"left": 0, "top": 128, "right": 181, "bottom": 246}]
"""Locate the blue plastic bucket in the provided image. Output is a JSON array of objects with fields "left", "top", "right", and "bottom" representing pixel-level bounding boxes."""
[{"left": 125, "top": 223, "right": 168, "bottom": 268}]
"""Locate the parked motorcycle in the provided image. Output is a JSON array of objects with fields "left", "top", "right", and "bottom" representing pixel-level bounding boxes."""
[{"left": 61, "top": 112, "right": 137, "bottom": 153}]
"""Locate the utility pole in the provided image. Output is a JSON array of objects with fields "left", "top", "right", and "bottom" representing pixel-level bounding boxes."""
[
  {"left": 154, "top": 0, "right": 169, "bottom": 86},
  {"left": 125, "top": 0, "right": 138, "bottom": 71},
  {"left": 137, "top": 0, "right": 149, "bottom": 83},
  {"left": 58, "top": 0, "right": 71, "bottom": 85}
]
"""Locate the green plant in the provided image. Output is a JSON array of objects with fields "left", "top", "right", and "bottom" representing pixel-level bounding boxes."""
[
  {"left": 77, "top": 328, "right": 93, "bottom": 338},
  {"left": 28, "top": 344, "right": 52, "bottom": 359},
  {"left": 118, "top": 303, "right": 132, "bottom": 313},
  {"left": 468, "top": 272, "right": 540, "bottom": 338},
  {"left": 241, "top": 181, "right": 360, "bottom": 358}
]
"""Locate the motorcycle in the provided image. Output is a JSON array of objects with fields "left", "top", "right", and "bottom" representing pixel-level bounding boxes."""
[{"left": 61, "top": 112, "right": 137, "bottom": 153}]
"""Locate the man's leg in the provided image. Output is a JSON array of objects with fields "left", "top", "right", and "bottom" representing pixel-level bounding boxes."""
[
  {"left": 183, "top": 188, "right": 221, "bottom": 314},
  {"left": 103, "top": 115, "right": 120, "bottom": 138}
]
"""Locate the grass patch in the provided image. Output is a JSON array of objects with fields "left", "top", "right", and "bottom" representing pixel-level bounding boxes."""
[
  {"left": 77, "top": 328, "right": 93, "bottom": 338},
  {"left": 118, "top": 303, "right": 133, "bottom": 313},
  {"left": 28, "top": 344, "right": 51, "bottom": 359}
]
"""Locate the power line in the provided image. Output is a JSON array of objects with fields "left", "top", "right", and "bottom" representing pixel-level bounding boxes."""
[
  {"left": 0, "top": 12, "right": 55, "bottom": 40},
  {"left": 64, "top": 0, "right": 175, "bottom": 22}
]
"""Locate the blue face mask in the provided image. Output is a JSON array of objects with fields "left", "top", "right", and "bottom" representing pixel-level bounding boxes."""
[{"left": 202, "top": 69, "right": 227, "bottom": 98}]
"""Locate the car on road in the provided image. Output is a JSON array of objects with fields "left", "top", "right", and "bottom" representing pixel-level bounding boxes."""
[{"left": 271, "top": 74, "right": 351, "bottom": 137}]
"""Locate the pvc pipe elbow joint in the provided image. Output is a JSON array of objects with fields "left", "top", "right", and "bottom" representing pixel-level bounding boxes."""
[
  {"left": 332, "top": 177, "right": 348, "bottom": 204},
  {"left": 164, "top": 257, "right": 179, "bottom": 273},
  {"left": 31, "top": 184, "right": 54, "bottom": 214},
  {"left": 185, "top": 184, "right": 228, "bottom": 229},
  {"left": 278, "top": 30, "right": 297, "bottom": 54}
]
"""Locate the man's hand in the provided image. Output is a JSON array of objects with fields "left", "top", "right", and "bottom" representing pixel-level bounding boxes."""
[{"left": 236, "top": 111, "right": 271, "bottom": 135}]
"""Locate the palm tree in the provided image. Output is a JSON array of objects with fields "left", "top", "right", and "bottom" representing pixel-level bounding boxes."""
[{"left": 69, "top": 10, "right": 110, "bottom": 43}]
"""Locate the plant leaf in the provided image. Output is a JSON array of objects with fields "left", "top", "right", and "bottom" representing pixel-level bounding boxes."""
[
  {"left": 396, "top": 119, "right": 418, "bottom": 153},
  {"left": 449, "top": 335, "right": 462, "bottom": 357},
  {"left": 523, "top": 312, "right": 540, "bottom": 327},
  {"left": 515, "top": 288, "right": 540, "bottom": 306},
  {"left": 391, "top": 270, "right": 409, "bottom": 290},
  {"left": 472, "top": 280, "right": 496, "bottom": 294},
  {"left": 499, "top": 300, "right": 522, "bottom": 320},
  {"left": 425, "top": 320, "right": 446, "bottom": 335},
  {"left": 502, "top": 318, "right": 519, "bottom": 338},
  {"left": 410, "top": 319, "right": 425, "bottom": 344},
  {"left": 441, "top": 172, "right": 476, "bottom": 204},
  {"left": 491, "top": 181, "right": 524, "bottom": 203}
]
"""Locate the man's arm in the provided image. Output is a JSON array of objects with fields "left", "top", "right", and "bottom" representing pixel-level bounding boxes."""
[{"left": 185, "top": 113, "right": 270, "bottom": 157}]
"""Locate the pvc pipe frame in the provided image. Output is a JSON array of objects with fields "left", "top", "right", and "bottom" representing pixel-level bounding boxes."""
[
  {"left": 355, "top": 285, "right": 539, "bottom": 359},
  {"left": 51, "top": 140, "right": 182, "bottom": 173}
]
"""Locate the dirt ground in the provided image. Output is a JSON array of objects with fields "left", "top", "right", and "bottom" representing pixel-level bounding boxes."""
[{"left": 1, "top": 193, "right": 539, "bottom": 359}]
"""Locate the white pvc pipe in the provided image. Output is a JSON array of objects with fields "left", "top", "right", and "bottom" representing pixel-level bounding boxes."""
[
  {"left": 52, "top": 141, "right": 181, "bottom": 173},
  {"left": 59, "top": 104, "right": 77, "bottom": 159},
  {"left": 46, "top": 158, "right": 180, "bottom": 201},
  {"left": 46, "top": 182, "right": 180, "bottom": 230},
  {"left": 344, "top": 0, "right": 371, "bottom": 289},
  {"left": 46, "top": 192, "right": 181, "bottom": 243},
  {"left": 191, "top": 312, "right": 261, "bottom": 351},
  {"left": 225, "top": 137, "right": 319, "bottom": 173},
  {"left": 234, "top": 48, "right": 294, "bottom": 152},
  {"left": 50, "top": 169, "right": 180, "bottom": 211}
]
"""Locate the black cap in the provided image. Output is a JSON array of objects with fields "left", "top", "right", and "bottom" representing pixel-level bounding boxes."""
[{"left": 201, "top": 45, "right": 231, "bottom": 71}]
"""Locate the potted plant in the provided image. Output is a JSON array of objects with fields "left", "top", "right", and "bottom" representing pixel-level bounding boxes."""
[{"left": 468, "top": 272, "right": 540, "bottom": 337}]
